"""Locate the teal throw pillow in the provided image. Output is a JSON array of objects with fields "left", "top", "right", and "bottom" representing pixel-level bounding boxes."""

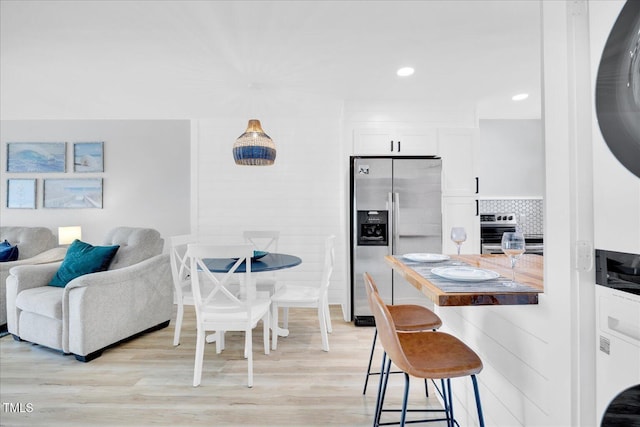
[
  {"left": 0, "top": 240, "right": 19, "bottom": 262},
  {"left": 49, "top": 239, "right": 120, "bottom": 287}
]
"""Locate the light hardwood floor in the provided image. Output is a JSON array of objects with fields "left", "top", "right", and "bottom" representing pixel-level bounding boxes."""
[{"left": 1, "top": 306, "right": 447, "bottom": 426}]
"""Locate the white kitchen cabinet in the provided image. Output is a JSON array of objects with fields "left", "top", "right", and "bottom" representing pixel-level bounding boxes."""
[
  {"left": 439, "top": 128, "right": 479, "bottom": 254},
  {"left": 476, "top": 119, "right": 544, "bottom": 198},
  {"left": 442, "top": 196, "right": 480, "bottom": 254},
  {"left": 438, "top": 128, "right": 478, "bottom": 197},
  {"left": 353, "top": 127, "right": 438, "bottom": 156}
]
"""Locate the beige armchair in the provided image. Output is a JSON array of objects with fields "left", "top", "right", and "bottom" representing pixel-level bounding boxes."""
[
  {"left": 1, "top": 226, "right": 67, "bottom": 329},
  {"left": 6, "top": 227, "right": 173, "bottom": 361}
]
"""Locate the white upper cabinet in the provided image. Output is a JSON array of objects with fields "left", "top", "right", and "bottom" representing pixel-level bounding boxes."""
[
  {"left": 476, "top": 119, "right": 544, "bottom": 198},
  {"left": 353, "top": 127, "right": 438, "bottom": 156},
  {"left": 438, "top": 128, "right": 478, "bottom": 197}
]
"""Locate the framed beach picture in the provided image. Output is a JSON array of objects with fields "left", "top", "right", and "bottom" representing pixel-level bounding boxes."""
[
  {"left": 44, "top": 178, "right": 103, "bottom": 209},
  {"left": 74, "top": 142, "right": 104, "bottom": 172},
  {"left": 7, "top": 142, "right": 66, "bottom": 173},
  {"left": 7, "top": 179, "right": 37, "bottom": 209}
]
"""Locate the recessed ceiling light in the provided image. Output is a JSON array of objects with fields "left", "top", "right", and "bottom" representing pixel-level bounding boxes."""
[
  {"left": 397, "top": 67, "right": 415, "bottom": 77},
  {"left": 512, "top": 93, "right": 529, "bottom": 101}
]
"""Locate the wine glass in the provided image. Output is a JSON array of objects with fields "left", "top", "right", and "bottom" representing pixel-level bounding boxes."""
[
  {"left": 501, "top": 232, "right": 526, "bottom": 284},
  {"left": 450, "top": 227, "right": 467, "bottom": 255}
]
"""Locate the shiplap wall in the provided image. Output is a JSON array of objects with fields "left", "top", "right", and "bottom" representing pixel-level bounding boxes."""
[{"left": 191, "top": 113, "right": 348, "bottom": 313}]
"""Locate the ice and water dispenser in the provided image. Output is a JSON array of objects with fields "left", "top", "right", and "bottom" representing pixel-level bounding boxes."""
[{"left": 357, "top": 211, "right": 388, "bottom": 246}]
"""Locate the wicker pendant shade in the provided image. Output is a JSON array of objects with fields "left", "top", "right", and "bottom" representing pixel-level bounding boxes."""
[{"left": 232, "top": 119, "right": 276, "bottom": 166}]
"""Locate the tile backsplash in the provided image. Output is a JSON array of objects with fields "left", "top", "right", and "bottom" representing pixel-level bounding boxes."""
[{"left": 479, "top": 199, "right": 544, "bottom": 235}]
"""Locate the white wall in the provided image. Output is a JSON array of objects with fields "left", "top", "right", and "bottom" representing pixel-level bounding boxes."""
[
  {"left": 477, "top": 119, "right": 545, "bottom": 198},
  {"left": 191, "top": 100, "right": 348, "bottom": 308},
  {"left": 0, "top": 120, "right": 190, "bottom": 246}
]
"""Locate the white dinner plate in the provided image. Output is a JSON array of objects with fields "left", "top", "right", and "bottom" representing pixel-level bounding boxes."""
[
  {"left": 430, "top": 266, "right": 500, "bottom": 282},
  {"left": 403, "top": 253, "right": 450, "bottom": 263}
]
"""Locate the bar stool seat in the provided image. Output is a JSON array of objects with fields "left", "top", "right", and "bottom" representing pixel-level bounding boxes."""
[
  {"left": 364, "top": 273, "right": 485, "bottom": 427},
  {"left": 363, "top": 286, "right": 442, "bottom": 395},
  {"left": 398, "top": 331, "right": 482, "bottom": 379},
  {"left": 388, "top": 304, "right": 442, "bottom": 331}
]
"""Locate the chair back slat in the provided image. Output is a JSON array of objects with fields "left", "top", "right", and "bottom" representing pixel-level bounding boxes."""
[
  {"left": 170, "top": 234, "right": 220, "bottom": 298},
  {"left": 243, "top": 230, "right": 279, "bottom": 252},
  {"left": 188, "top": 244, "right": 253, "bottom": 313},
  {"left": 319, "top": 235, "right": 336, "bottom": 294},
  {"left": 169, "top": 234, "right": 196, "bottom": 303}
]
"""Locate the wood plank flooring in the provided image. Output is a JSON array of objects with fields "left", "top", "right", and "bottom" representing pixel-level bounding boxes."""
[{"left": 1, "top": 306, "right": 447, "bottom": 426}]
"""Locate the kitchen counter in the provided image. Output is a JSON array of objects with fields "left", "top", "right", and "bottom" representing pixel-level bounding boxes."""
[{"left": 385, "top": 254, "right": 543, "bottom": 306}]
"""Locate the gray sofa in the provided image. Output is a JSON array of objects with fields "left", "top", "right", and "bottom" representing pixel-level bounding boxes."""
[
  {"left": 1, "top": 226, "right": 67, "bottom": 329},
  {"left": 6, "top": 227, "right": 173, "bottom": 361}
]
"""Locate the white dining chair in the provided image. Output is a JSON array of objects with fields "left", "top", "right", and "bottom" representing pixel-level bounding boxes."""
[
  {"left": 270, "top": 235, "right": 335, "bottom": 352},
  {"left": 243, "top": 230, "right": 280, "bottom": 296},
  {"left": 170, "top": 234, "right": 224, "bottom": 347},
  {"left": 187, "top": 243, "right": 271, "bottom": 388},
  {"left": 169, "top": 234, "right": 196, "bottom": 346}
]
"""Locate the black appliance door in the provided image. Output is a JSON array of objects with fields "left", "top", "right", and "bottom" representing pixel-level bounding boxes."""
[{"left": 595, "top": 1, "right": 640, "bottom": 179}]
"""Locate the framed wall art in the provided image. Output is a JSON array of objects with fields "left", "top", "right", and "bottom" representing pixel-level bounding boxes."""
[
  {"left": 74, "top": 141, "right": 104, "bottom": 172},
  {"left": 7, "top": 178, "right": 37, "bottom": 209},
  {"left": 44, "top": 178, "right": 103, "bottom": 209},
  {"left": 7, "top": 142, "right": 66, "bottom": 173}
]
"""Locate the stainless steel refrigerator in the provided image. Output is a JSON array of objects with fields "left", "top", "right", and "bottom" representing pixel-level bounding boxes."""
[{"left": 350, "top": 156, "right": 442, "bottom": 325}]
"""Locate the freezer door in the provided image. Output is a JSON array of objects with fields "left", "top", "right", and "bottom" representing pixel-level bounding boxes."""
[
  {"left": 353, "top": 245, "right": 393, "bottom": 319},
  {"left": 353, "top": 157, "right": 393, "bottom": 210},
  {"left": 392, "top": 158, "right": 442, "bottom": 306},
  {"left": 352, "top": 157, "right": 393, "bottom": 320}
]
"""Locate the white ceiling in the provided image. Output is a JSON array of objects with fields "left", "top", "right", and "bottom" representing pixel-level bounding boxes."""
[{"left": 0, "top": 0, "right": 542, "bottom": 119}]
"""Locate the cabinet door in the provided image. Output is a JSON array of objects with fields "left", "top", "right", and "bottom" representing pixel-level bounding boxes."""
[
  {"left": 395, "top": 129, "right": 438, "bottom": 155},
  {"left": 442, "top": 197, "right": 480, "bottom": 255},
  {"left": 354, "top": 128, "right": 395, "bottom": 155},
  {"left": 353, "top": 128, "right": 438, "bottom": 156},
  {"left": 439, "top": 129, "right": 477, "bottom": 196}
]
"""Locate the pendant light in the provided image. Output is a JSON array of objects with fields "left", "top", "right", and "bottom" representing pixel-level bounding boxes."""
[{"left": 232, "top": 119, "right": 277, "bottom": 166}]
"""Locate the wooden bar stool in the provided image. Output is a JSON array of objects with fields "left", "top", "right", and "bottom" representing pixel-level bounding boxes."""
[
  {"left": 364, "top": 273, "right": 485, "bottom": 427},
  {"left": 362, "top": 279, "right": 443, "bottom": 395}
]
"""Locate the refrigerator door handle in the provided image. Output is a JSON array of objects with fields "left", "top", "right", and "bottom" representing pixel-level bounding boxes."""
[
  {"left": 387, "top": 192, "right": 394, "bottom": 256},
  {"left": 393, "top": 192, "right": 400, "bottom": 254}
]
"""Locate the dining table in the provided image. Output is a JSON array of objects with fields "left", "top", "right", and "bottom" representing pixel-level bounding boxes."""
[
  {"left": 386, "top": 253, "right": 544, "bottom": 306},
  {"left": 203, "top": 252, "right": 302, "bottom": 275}
]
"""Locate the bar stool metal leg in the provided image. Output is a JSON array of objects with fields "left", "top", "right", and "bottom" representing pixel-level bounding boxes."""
[
  {"left": 373, "top": 350, "right": 385, "bottom": 426},
  {"left": 472, "top": 374, "right": 485, "bottom": 427},
  {"left": 363, "top": 328, "right": 378, "bottom": 395},
  {"left": 375, "top": 355, "right": 393, "bottom": 427},
  {"left": 446, "top": 379, "right": 454, "bottom": 427},
  {"left": 400, "top": 372, "right": 410, "bottom": 426}
]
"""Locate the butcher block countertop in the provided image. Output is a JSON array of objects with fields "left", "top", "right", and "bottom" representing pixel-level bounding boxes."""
[{"left": 385, "top": 254, "right": 544, "bottom": 306}]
